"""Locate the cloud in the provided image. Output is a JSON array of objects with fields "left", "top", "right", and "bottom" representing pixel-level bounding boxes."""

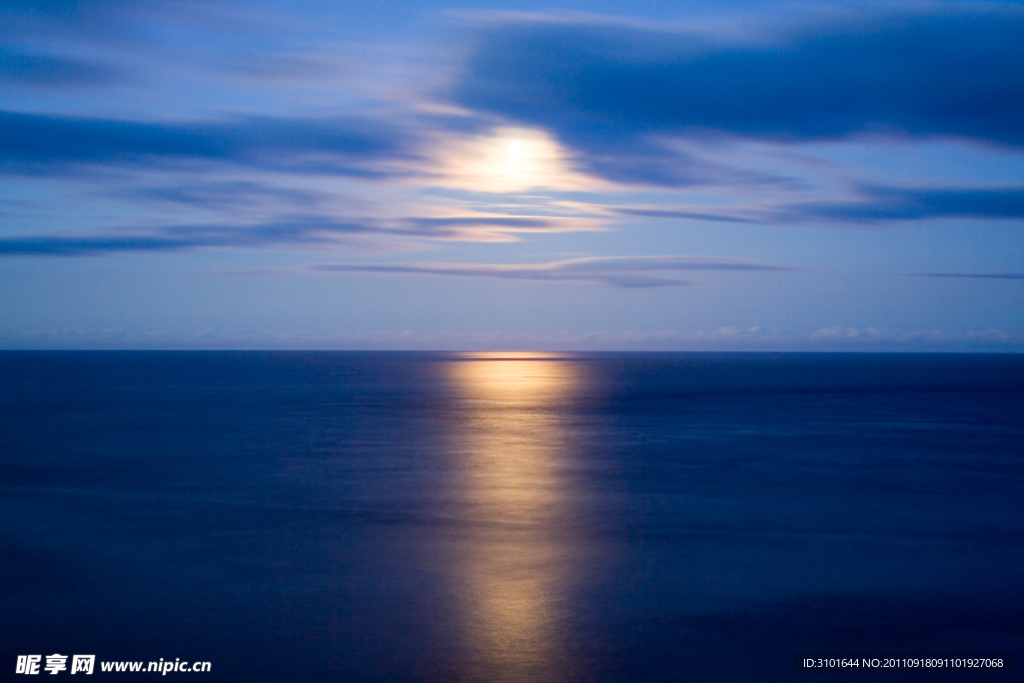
[
  {"left": 613, "top": 208, "right": 760, "bottom": 224},
  {"left": 400, "top": 216, "right": 599, "bottom": 241},
  {"left": 0, "top": 219, "right": 361, "bottom": 255},
  {"left": 616, "top": 185, "right": 1024, "bottom": 226},
  {"left": 0, "top": 49, "right": 127, "bottom": 87},
  {"left": 454, "top": 7, "right": 1024, "bottom": 185},
  {"left": 0, "top": 214, "right": 599, "bottom": 256},
  {"left": 1, "top": 0, "right": 261, "bottom": 46},
  {"left": 915, "top": 272, "right": 1024, "bottom": 279},
  {"left": 121, "top": 181, "right": 328, "bottom": 211},
  {"left": 310, "top": 255, "right": 799, "bottom": 287},
  {"left": 780, "top": 185, "right": 1024, "bottom": 223},
  {"left": 0, "top": 110, "right": 413, "bottom": 175},
  {"left": 221, "top": 53, "right": 341, "bottom": 82},
  {"left": 8, "top": 325, "right": 1020, "bottom": 352}
]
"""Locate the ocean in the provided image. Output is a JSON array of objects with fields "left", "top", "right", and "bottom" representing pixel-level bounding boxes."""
[{"left": 1, "top": 352, "right": 1021, "bottom": 681}]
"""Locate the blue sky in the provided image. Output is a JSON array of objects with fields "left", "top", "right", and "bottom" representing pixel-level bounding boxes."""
[{"left": 2, "top": 0, "right": 1022, "bottom": 350}]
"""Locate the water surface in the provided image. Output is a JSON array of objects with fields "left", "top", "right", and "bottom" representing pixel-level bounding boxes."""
[{"left": 1, "top": 352, "right": 1021, "bottom": 681}]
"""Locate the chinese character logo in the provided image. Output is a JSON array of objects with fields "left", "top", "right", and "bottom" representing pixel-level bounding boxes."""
[
  {"left": 44, "top": 654, "right": 67, "bottom": 675},
  {"left": 16, "top": 656, "right": 41, "bottom": 675},
  {"left": 70, "top": 656, "right": 95, "bottom": 675},
  {"left": 16, "top": 654, "right": 95, "bottom": 675}
]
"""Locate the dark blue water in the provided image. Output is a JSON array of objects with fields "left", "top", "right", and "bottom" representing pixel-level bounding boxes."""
[{"left": 2, "top": 352, "right": 1021, "bottom": 682}]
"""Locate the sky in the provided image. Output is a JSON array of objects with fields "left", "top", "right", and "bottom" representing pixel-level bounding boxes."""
[{"left": 1, "top": 0, "right": 1022, "bottom": 351}]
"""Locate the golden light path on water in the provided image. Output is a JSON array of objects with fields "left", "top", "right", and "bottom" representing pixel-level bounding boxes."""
[{"left": 445, "top": 352, "right": 583, "bottom": 683}]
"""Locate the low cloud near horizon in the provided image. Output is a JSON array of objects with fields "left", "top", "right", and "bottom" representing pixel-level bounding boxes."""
[{"left": 308, "top": 255, "right": 803, "bottom": 288}]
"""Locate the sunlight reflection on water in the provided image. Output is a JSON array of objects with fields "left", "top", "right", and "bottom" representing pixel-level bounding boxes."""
[{"left": 445, "top": 352, "right": 584, "bottom": 683}]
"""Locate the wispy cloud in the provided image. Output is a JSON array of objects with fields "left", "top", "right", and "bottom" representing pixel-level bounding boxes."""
[
  {"left": 778, "top": 185, "right": 1024, "bottom": 223},
  {"left": 0, "top": 214, "right": 600, "bottom": 256},
  {"left": 309, "top": 255, "right": 800, "bottom": 287},
  {"left": 615, "top": 184, "right": 1024, "bottom": 226},
  {"left": 0, "top": 49, "right": 128, "bottom": 87},
  {"left": 613, "top": 207, "right": 761, "bottom": 224},
  {"left": 0, "top": 110, "right": 414, "bottom": 176},
  {"left": 914, "top": 272, "right": 1024, "bottom": 280},
  {"left": 0, "top": 219, "right": 362, "bottom": 255},
  {"left": 120, "top": 181, "right": 329, "bottom": 211}
]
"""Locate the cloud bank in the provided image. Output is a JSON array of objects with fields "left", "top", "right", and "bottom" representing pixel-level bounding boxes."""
[
  {"left": 5, "top": 325, "right": 1019, "bottom": 353},
  {"left": 456, "top": 6, "right": 1024, "bottom": 186}
]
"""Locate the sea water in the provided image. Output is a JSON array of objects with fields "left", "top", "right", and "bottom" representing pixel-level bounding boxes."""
[{"left": 1, "top": 352, "right": 1021, "bottom": 681}]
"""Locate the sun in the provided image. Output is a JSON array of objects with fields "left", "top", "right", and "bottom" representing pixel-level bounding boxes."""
[
  {"left": 425, "top": 126, "right": 604, "bottom": 193},
  {"left": 506, "top": 139, "right": 522, "bottom": 174}
]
